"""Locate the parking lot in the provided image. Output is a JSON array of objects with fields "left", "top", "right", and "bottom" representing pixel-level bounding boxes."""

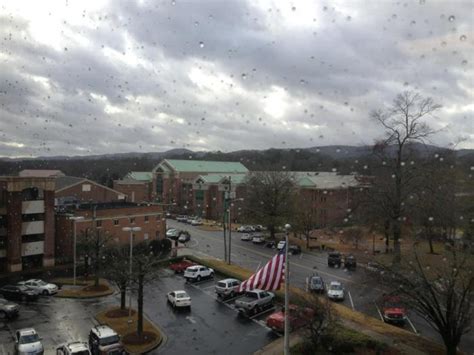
[{"left": 0, "top": 269, "right": 278, "bottom": 355}]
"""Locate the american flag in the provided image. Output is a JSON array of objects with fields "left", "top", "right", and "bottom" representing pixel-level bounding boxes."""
[{"left": 238, "top": 246, "right": 286, "bottom": 292}]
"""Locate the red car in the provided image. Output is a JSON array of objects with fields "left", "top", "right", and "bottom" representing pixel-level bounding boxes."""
[
  {"left": 169, "top": 260, "right": 196, "bottom": 274},
  {"left": 266, "top": 305, "right": 314, "bottom": 333},
  {"left": 381, "top": 295, "right": 407, "bottom": 325}
]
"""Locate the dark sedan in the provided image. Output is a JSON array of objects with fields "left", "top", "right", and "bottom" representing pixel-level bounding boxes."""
[{"left": 0, "top": 285, "right": 39, "bottom": 302}]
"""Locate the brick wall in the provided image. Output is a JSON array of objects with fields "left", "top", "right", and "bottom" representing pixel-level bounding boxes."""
[{"left": 113, "top": 182, "right": 151, "bottom": 202}]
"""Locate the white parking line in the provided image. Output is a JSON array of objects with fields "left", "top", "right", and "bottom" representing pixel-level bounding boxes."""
[
  {"left": 249, "top": 306, "right": 276, "bottom": 319},
  {"left": 348, "top": 291, "right": 355, "bottom": 310},
  {"left": 222, "top": 295, "right": 243, "bottom": 303},
  {"left": 201, "top": 285, "right": 216, "bottom": 291},
  {"left": 374, "top": 302, "right": 384, "bottom": 322},
  {"left": 299, "top": 253, "right": 303, "bottom": 260},
  {"left": 406, "top": 316, "right": 418, "bottom": 335}
]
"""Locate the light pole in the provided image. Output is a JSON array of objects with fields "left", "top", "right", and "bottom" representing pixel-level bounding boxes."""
[
  {"left": 227, "top": 176, "right": 232, "bottom": 265},
  {"left": 122, "top": 226, "right": 141, "bottom": 322},
  {"left": 68, "top": 216, "right": 84, "bottom": 286},
  {"left": 284, "top": 223, "right": 291, "bottom": 355}
]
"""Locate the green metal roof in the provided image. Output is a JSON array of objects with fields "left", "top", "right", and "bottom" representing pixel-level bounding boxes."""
[
  {"left": 163, "top": 159, "right": 248, "bottom": 173},
  {"left": 126, "top": 171, "right": 153, "bottom": 181},
  {"left": 196, "top": 173, "right": 248, "bottom": 185}
]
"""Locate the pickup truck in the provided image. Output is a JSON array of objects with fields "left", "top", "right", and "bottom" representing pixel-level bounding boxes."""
[
  {"left": 266, "top": 305, "right": 314, "bottom": 333},
  {"left": 234, "top": 289, "right": 274, "bottom": 316}
]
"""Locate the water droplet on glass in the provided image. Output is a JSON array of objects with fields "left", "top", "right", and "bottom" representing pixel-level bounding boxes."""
[
  {"left": 460, "top": 35, "right": 467, "bottom": 41},
  {"left": 461, "top": 60, "right": 468, "bottom": 66},
  {"left": 346, "top": 16, "right": 351, "bottom": 21},
  {"left": 392, "top": 14, "right": 397, "bottom": 19},
  {"left": 241, "top": 73, "right": 247, "bottom": 79},
  {"left": 441, "top": 41, "right": 447, "bottom": 47},
  {"left": 291, "top": 6, "right": 296, "bottom": 11},
  {"left": 199, "top": 41, "right": 204, "bottom": 48},
  {"left": 448, "top": 15, "right": 455, "bottom": 22}
]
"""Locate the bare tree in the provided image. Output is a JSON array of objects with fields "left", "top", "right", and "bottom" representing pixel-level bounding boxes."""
[
  {"left": 103, "top": 245, "right": 130, "bottom": 311},
  {"left": 382, "top": 248, "right": 473, "bottom": 355},
  {"left": 371, "top": 91, "right": 442, "bottom": 264},
  {"left": 76, "top": 228, "right": 112, "bottom": 287},
  {"left": 243, "top": 171, "right": 296, "bottom": 239},
  {"left": 293, "top": 198, "right": 317, "bottom": 249}
]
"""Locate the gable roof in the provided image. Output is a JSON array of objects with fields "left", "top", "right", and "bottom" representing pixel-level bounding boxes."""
[
  {"left": 156, "top": 159, "right": 248, "bottom": 174},
  {"left": 55, "top": 176, "right": 126, "bottom": 196},
  {"left": 293, "top": 172, "right": 360, "bottom": 189},
  {"left": 19, "top": 169, "right": 65, "bottom": 178},
  {"left": 126, "top": 171, "right": 153, "bottom": 181},
  {"left": 55, "top": 176, "right": 85, "bottom": 190}
]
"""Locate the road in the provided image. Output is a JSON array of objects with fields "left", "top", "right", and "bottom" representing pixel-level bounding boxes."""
[{"left": 168, "top": 220, "right": 474, "bottom": 354}]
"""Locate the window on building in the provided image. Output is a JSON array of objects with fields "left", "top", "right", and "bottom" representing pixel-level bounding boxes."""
[
  {"left": 96, "top": 220, "right": 102, "bottom": 228},
  {"left": 82, "top": 184, "right": 91, "bottom": 192},
  {"left": 144, "top": 233, "right": 149, "bottom": 240},
  {"left": 113, "top": 219, "right": 119, "bottom": 226},
  {"left": 130, "top": 217, "right": 135, "bottom": 224},
  {"left": 144, "top": 215, "right": 149, "bottom": 223}
]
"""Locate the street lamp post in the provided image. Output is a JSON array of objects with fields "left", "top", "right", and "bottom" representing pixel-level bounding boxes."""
[
  {"left": 122, "top": 226, "right": 141, "bottom": 323},
  {"left": 68, "top": 216, "right": 84, "bottom": 286},
  {"left": 227, "top": 176, "right": 232, "bottom": 265},
  {"left": 284, "top": 223, "right": 291, "bottom": 355}
]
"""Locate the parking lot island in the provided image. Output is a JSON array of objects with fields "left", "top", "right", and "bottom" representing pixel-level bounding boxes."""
[
  {"left": 53, "top": 277, "right": 115, "bottom": 298},
  {"left": 96, "top": 307, "right": 164, "bottom": 354}
]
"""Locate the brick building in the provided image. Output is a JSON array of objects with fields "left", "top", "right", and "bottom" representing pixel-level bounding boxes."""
[
  {"left": 0, "top": 177, "right": 56, "bottom": 272},
  {"left": 55, "top": 202, "right": 166, "bottom": 263},
  {"left": 113, "top": 172, "right": 153, "bottom": 202},
  {"left": 55, "top": 176, "right": 127, "bottom": 206}
]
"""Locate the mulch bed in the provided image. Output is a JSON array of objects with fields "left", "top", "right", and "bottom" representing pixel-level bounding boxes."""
[
  {"left": 105, "top": 308, "right": 137, "bottom": 318},
  {"left": 83, "top": 284, "right": 110, "bottom": 292},
  {"left": 122, "top": 331, "right": 157, "bottom": 345}
]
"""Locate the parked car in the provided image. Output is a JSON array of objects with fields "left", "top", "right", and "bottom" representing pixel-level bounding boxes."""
[
  {"left": 0, "top": 297, "right": 19, "bottom": 319},
  {"left": 308, "top": 275, "right": 325, "bottom": 293},
  {"left": 88, "top": 325, "right": 123, "bottom": 355},
  {"left": 215, "top": 278, "right": 241, "bottom": 299},
  {"left": 344, "top": 255, "right": 357, "bottom": 270},
  {"left": 380, "top": 295, "right": 407, "bottom": 325},
  {"left": 266, "top": 305, "right": 314, "bottom": 333},
  {"left": 277, "top": 240, "right": 286, "bottom": 251},
  {"left": 0, "top": 285, "right": 39, "bottom": 302},
  {"left": 190, "top": 219, "right": 203, "bottom": 226},
  {"left": 176, "top": 215, "right": 188, "bottom": 222},
  {"left": 241, "top": 233, "right": 252, "bottom": 241},
  {"left": 237, "top": 225, "right": 255, "bottom": 233},
  {"left": 327, "top": 281, "right": 345, "bottom": 301},
  {"left": 178, "top": 231, "right": 191, "bottom": 243},
  {"left": 18, "top": 279, "right": 59, "bottom": 296},
  {"left": 185, "top": 216, "right": 197, "bottom": 224},
  {"left": 14, "top": 328, "right": 44, "bottom": 355},
  {"left": 265, "top": 241, "right": 276, "bottom": 248},
  {"left": 184, "top": 265, "right": 214, "bottom": 282},
  {"left": 288, "top": 245, "right": 301, "bottom": 255},
  {"left": 166, "top": 228, "right": 180, "bottom": 239},
  {"left": 366, "top": 261, "right": 385, "bottom": 275},
  {"left": 167, "top": 290, "right": 191, "bottom": 308},
  {"left": 252, "top": 234, "right": 265, "bottom": 244},
  {"left": 169, "top": 260, "right": 197, "bottom": 274},
  {"left": 327, "top": 252, "right": 342, "bottom": 267},
  {"left": 235, "top": 289, "right": 274, "bottom": 316},
  {"left": 254, "top": 225, "right": 266, "bottom": 232},
  {"left": 56, "top": 342, "right": 91, "bottom": 355}
]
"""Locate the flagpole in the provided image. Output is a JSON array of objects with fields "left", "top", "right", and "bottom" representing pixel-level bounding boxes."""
[{"left": 284, "top": 223, "right": 291, "bottom": 355}]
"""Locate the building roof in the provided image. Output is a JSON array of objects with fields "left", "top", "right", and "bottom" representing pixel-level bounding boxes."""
[
  {"left": 55, "top": 176, "right": 85, "bottom": 190},
  {"left": 126, "top": 171, "right": 153, "bottom": 181},
  {"left": 19, "top": 169, "right": 65, "bottom": 178},
  {"left": 155, "top": 159, "right": 248, "bottom": 173},
  {"left": 114, "top": 177, "right": 148, "bottom": 185},
  {"left": 195, "top": 173, "right": 248, "bottom": 185},
  {"left": 293, "top": 172, "right": 360, "bottom": 189}
]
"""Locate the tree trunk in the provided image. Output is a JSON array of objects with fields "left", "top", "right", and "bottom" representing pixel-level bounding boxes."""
[
  {"left": 306, "top": 233, "right": 310, "bottom": 249},
  {"left": 94, "top": 247, "right": 100, "bottom": 287},
  {"left": 120, "top": 285, "right": 126, "bottom": 310},
  {"left": 384, "top": 220, "right": 390, "bottom": 254},
  {"left": 137, "top": 272, "right": 144, "bottom": 336},
  {"left": 269, "top": 226, "right": 276, "bottom": 240},
  {"left": 392, "top": 220, "right": 401, "bottom": 264}
]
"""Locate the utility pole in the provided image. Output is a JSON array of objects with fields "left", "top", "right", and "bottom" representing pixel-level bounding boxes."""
[{"left": 228, "top": 176, "right": 232, "bottom": 265}]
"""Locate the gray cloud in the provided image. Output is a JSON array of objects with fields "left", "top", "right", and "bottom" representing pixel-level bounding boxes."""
[{"left": 0, "top": 0, "right": 472, "bottom": 158}]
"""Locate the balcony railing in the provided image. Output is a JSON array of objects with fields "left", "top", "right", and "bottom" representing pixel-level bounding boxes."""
[
  {"left": 22, "top": 200, "right": 45, "bottom": 214},
  {"left": 21, "top": 221, "right": 44, "bottom": 235}
]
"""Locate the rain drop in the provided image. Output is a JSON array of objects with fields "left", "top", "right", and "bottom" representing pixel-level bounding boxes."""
[
  {"left": 461, "top": 60, "right": 468, "bottom": 66},
  {"left": 241, "top": 73, "right": 247, "bottom": 80},
  {"left": 460, "top": 35, "right": 467, "bottom": 41},
  {"left": 199, "top": 41, "right": 204, "bottom": 48},
  {"left": 448, "top": 15, "right": 455, "bottom": 22}
]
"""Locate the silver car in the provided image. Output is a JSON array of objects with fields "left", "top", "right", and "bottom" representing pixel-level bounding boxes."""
[{"left": 15, "top": 328, "right": 44, "bottom": 355}]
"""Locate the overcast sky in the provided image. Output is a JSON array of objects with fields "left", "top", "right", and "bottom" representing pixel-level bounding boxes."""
[{"left": 0, "top": 0, "right": 472, "bottom": 158}]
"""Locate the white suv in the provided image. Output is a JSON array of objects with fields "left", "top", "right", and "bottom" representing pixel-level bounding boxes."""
[
  {"left": 18, "top": 279, "right": 58, "bottom": 296},
  {"left": 184, "top": 265, "right": 214, "bottom": 282}
]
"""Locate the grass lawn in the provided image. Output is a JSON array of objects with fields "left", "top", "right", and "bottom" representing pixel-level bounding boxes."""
[{"left": 96, "top": 307, "right": 163, "bottom": 354}]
